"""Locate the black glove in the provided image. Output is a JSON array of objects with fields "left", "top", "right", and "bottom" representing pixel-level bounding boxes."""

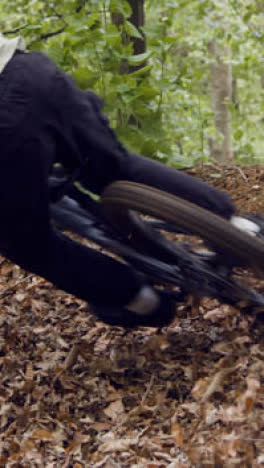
[{"left": 90, "top": 288, "right": 176, "bottom": 328}]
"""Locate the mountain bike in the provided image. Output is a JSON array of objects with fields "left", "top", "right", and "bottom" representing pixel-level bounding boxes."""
[{"left": 50, "top": 178, "right": 264, "bottom": 313}]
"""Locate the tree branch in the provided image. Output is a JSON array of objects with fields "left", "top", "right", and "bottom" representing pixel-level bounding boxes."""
[
  {"left": 28, "top": 26, "right": 67, "bottom": 47},
  {"left": 38, "top": 26, "right": 66, "bottom": 41},
  {"left": 2, "top": 24, "right": 28, "bottom": 35}
]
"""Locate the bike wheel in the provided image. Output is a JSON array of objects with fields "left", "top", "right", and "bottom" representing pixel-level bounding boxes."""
[{"left": 101, "top": 181, "right": 264, "bottom": 272}]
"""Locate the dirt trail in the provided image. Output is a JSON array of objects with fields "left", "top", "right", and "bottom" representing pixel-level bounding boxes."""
[
  {"left": 1, "top": 165, "right": 264, "bottom": 467},
  {"left": 187, "top": 163, "right": 264, "bottom": 213}
]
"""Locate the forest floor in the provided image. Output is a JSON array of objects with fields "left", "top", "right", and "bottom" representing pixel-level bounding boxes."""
[{"left": 1, "top": 165, "right": 264, "bottom": 467}]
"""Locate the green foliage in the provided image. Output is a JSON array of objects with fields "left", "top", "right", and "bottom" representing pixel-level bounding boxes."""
[{"left": 1, "top": 0, "right": 264, "bottom": 166}]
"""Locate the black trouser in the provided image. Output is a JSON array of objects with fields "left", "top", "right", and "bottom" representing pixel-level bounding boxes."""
[{"left": 0, "top": 51, "right": 235, "bottom": 308}]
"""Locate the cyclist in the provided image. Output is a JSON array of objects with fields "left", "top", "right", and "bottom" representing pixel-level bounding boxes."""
[{"left": 0, "top": 33, "right": 242, "bottom": 327}]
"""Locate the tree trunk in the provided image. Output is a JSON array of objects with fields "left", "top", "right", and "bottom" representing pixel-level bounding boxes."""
[
  {"left": 232, "top": 78, "right": 239, "bottom": 110},
  {"left": 112, "top": 0, "right": 146, "bottom": 73},
  {"left": 111, "top": 11, "right": 129, "bottom": 74},
  {"left": 111, "top": 1, "right": 146, "bottom": 127},
  {"left": 127, "top": 0, "right": 146, "bottom": 72},
  {"left": 209, "top": 41, "right": 233, "bottom": 163}
]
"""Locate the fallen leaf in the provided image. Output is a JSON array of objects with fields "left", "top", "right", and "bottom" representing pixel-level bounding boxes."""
[
  {"left": 100, "top": 438, "right": 138, "bottom": 453},
  {"left": 90, "top": 422, "right": 112, "bottom": 431},
  {"left": 170, "top": 421, "right": 185, "bottom": 446},
  {"left": 25, "top": 362, "right": 34, "bottom": 381},
  {"left": 201, "top": 367, "right": 237, "bottom": 402},
  {"left": 191, "top": 377, "right": 209, "bottom": 400},
  {"left": 104, "top": 399, "right": 125, "bottom": 422},
  {"left": 15, "top": 293, "right": 26, "bottom": 303},
  {"left": 31, "top": 429, "right": 55, "bottom": 441}
]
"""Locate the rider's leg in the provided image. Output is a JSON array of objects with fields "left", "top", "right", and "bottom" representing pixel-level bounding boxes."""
[{"left": 0, "top": 135, "right": 146, "bottom": 308}]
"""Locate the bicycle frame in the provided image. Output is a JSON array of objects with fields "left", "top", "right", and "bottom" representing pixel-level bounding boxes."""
[{"left": 50, "top": 187, "right": 264, "bottom": 312}]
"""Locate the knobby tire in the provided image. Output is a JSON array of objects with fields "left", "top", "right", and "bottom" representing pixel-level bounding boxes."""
[{"left": 101, "top": 181, "right": 264, "bottom": 273}]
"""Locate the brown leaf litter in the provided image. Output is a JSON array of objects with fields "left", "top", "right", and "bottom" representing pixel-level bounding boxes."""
[{"left": 0, "top": 165, "right": 264, "bottom": 466}]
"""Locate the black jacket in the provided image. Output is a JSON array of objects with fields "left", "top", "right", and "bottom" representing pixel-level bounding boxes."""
[{"left": 0, "top": 50, "right": 234, "bottom": 312}]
